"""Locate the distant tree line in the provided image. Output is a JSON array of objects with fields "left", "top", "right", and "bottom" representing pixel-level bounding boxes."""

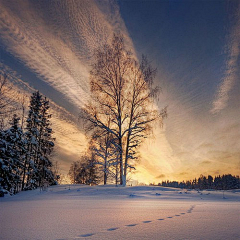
[
  {"left": 68, "top": 141, "right": 99, "bottom": 185},
  {"left": 0, "top": 81, "right": 56, "bottom": 196},
  {"left": 159, "top": 174, "right": 240, "bottom": 190}
]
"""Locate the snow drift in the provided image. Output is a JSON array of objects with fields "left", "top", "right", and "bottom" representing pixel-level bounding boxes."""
[{"left": 0, "top": 185, "right": 239, "bottom": 240}]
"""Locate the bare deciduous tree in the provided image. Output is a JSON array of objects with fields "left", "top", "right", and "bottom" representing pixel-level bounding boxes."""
[
  {"left": 81, "top": 33, "right": 166, "bottom": 186},
  {"left": 91, "top": 125, "right": 117, "bottom": 185},
  {"left": 0, "top": 74, "right": 16, "bottom": 123}
]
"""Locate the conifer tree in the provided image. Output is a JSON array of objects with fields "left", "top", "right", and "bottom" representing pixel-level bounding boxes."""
[
  {"left": 0, "top": 114, "right": 25, "bottom": 194},
  {"left": 7, "top": 114, "right": 25, "bottom": 193},
  {"left": 23, "top": 91, "right": 54, "bottom": 190},
  {"left": 0, "top": 130, "right": 13, "bottom": 193},
  {"left": 0, "top": 90, "right": 55, "bottom": 195},
  {"left": 38, "top": 97, "right": 55, "bottom": 186},
  {"left": 24, "top": 91, "right": 42, "bottom": 189}
]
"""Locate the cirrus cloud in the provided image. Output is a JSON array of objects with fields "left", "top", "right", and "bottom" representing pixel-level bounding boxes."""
[{"left": 211, "top": 3, "right": 240, "bottom": 114}]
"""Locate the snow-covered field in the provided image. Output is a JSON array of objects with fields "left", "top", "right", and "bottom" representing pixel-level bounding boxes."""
[{"left": 0, "top": 185, "right": 239, "bottom": 240}]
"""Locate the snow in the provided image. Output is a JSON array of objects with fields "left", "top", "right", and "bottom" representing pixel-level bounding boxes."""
[{"left": 0, "top": 185, "right": 239, "bottom": 240}]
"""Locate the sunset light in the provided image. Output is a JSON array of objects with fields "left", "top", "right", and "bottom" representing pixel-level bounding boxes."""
[
  {"left": 1, "top": 0, "right": 239, "bottom": 184},
  {"left": 0, "top": 1, "right": 239, "bottom": 239}
]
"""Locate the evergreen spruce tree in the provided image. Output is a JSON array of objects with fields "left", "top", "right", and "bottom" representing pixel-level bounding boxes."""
[
  {"left": 0, "top": 114, "right": 24, "bottom": 194},
  {"left": 0, "top": 90, "right": 55, "bottom": 195},
  {"left": 38, "top": 97, "right": 55, "bottom": 186},
  {"left": 24, "top": 91, "right": 42, "bottom": 189},
  {"left": 23, "top": 91, "right": 55, "bottom": 190},
  {"left": 0, "top": 129, "right": 12, "bottom": 194},
  {"left": 7, "top": 114, "right": 25, "bottom": 193}
]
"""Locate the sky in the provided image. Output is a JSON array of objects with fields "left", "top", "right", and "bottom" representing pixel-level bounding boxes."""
[{"left": 0, "top": 0, "right": 239, "bottom": 184}]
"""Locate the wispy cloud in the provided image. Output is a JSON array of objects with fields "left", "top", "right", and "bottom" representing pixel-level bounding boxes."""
[
  {"left": 0, "top": 63, "right": 88, "bottom": 176},
  {"left": 0, "top": 0, "right": 138, "bottom": 177},
  {"left": 211, "top": 4, "right": 240, "bottom": 114},
  {"left": 2, "top": 1, "right": 239, "bottom": 182},
  {"left": 0, "top": 0, "right": 133, "bottom": 109}
]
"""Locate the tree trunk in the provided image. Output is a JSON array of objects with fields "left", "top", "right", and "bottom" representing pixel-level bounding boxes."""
[
  {"left": 104, "top": 158, "right": 107, "bottom": 185},
  {"left": 122, "top": 175, "right": 126, "bottom": 187},
  {"left": 104, "top": 171, "right": 107, "bottom": 185},
  {"left": 115, "top": 159, "right": 118, "bottom": 185},
  {"left": 21, "top": 159, "right": 27, "bottom": 190}
]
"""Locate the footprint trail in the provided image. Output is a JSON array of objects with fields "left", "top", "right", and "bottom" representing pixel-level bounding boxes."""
[{"left": 75, "top": 204, "right": 197, "bottom": 239}]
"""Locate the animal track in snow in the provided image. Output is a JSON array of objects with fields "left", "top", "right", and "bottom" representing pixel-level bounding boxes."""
[
  {"left": 126, "top": 224, "right": 138, "bottom": 227},
  {"left": 79, "top": 233, "right": 95, "bottom": 238},
  {"left": 75, "top": 204, "right": 196, "bottom": 239},
  {"left": 107, "top": 227, "right": 119, "bottom": 231}
]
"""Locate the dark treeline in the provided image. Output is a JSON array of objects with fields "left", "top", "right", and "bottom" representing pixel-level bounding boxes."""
[
  {"left": 159, "top": 174, "right": 240, "bottom": 190},
  {"left": 68, "top": 155, "right": 99, "bottom": 186},
  {"left": 0, "top": 89, "right": 56, "bottom": 196}
]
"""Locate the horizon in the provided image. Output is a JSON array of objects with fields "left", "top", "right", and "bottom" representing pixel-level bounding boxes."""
[{"left": 0, "top": 0, "right": 240, "bottom": 184}]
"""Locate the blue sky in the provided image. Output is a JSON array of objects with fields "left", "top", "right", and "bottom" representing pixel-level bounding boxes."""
[{"left": 0, "top": 0, "right": 239, "bottom": 183}]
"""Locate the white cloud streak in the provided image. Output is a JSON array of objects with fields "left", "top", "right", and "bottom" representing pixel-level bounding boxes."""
[
  {"left": 0, "top": 0, "right": 133, "bottom": 109},
  {"left": 211, "top": 4, "right": 240, "bottom": 114},
  {"left": 0, "top": 0, "right": 146, "bottom": 179},
  {"left": 2, "top": 1, "right": 238, "bottom": 182}
]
